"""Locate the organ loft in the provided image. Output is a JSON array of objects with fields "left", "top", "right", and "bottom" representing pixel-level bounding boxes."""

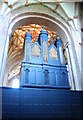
[{"left": 20, "top": 26, "right": 69, "bottom": 88}]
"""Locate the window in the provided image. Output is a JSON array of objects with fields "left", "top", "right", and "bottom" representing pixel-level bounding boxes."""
[{"left": 12, "top": 78, "right": 19, "bottom": 88}]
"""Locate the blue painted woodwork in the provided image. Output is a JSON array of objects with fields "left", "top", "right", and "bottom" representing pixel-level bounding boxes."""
[{"left": 20, "top": 26, "right": 70, "bottom": 88}]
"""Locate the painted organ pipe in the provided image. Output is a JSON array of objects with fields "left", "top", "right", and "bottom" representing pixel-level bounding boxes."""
[{"left": 56, "top": 36, "right": 65, "bottom": 64}]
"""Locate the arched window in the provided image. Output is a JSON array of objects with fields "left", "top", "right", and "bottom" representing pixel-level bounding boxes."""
[{"left": 12, "top": 78, "right": 19, "bottom": 88}]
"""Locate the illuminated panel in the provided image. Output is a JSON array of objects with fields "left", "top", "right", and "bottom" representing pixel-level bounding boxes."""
[
  {"left": 32, "top": 44, "right": 40, "bottom": 57},
  {"left": 49, "top": 47, "right": 58, "bottom": 59}
]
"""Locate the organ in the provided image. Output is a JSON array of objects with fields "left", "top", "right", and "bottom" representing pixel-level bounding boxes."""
[{"left": 20, "top": 26, "right": 70, "bottom": 88}]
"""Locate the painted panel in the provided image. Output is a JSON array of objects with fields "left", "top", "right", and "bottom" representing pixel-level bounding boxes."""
[
  {"left": 36, "top": 69, "right": 42, "bottom": 85},
  {"left": 44, "top": 70, "right": 49, "bottom": 85},
  {"left": 25, "top": 69, "right": 29, "bottom": 84},
  {"left": 56, "top": 72, "right": 61, "bottom": 86},
  {"left": 50, "top": 71, "right": 56, "bottom": 86},
  {"left": 29, "top": 68, "right": 36, "bottom": 84},
  {"left": 61, "top": 71, "right": 69, "bottom": 86}
]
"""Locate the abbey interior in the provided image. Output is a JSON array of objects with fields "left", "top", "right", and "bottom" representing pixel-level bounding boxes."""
[{"left": 0, "top": 0, "right": 83, "bottom": 119}]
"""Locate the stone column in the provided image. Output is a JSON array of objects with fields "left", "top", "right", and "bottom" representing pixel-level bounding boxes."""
[
  {"left": 65, "top": 46, "right": 75, "bottom": 90},
  {"left": 0, "top": 3, "right": 12, "bottom": 87},
  {"left": 67, "top": 42, "right": 81, "bottom": 90},
  {"left": 0, "top": 33, "right": 11, "bottom": 87}
]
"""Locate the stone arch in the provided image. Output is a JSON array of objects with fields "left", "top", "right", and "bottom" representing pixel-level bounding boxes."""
[
  {"left": 9, "top": 13, "right": 70, "bottom": 44},
  {"left": 3, "top": 4, "right": 81, "bottom": 90}
]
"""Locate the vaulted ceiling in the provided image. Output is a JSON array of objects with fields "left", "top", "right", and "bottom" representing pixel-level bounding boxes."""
[{"left": 0, "top": 0, "right": 83, "bottom": 19}]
